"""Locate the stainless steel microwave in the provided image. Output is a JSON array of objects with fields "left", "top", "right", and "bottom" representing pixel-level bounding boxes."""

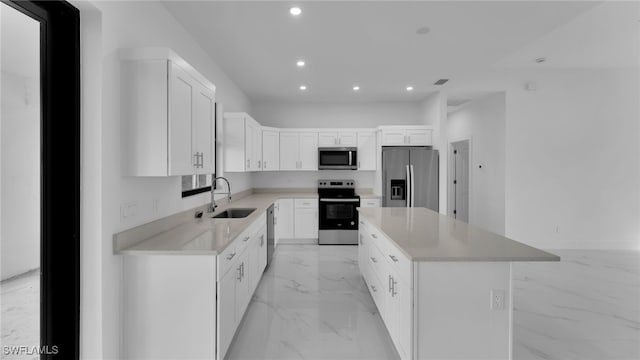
[{"left": 318, "top": 147, "right": 357, "bottom": 170}]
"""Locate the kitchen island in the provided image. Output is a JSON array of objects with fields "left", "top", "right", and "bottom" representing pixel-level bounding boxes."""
[{"left": 357, "top": 207, "right": 560, "bottom": 360}]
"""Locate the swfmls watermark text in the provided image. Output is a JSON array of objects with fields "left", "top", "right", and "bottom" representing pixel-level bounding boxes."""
[{"left": 3, "top": 345, "right": 58, "bottom": 356}]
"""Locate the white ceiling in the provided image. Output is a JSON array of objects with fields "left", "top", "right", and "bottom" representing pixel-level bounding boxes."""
[{"left": 162, "top": 1, "right": 637, "bottom": 104}]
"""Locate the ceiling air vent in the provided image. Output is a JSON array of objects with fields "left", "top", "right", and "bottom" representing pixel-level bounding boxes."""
[{"left": 434, "top": 79, "right": 449, "bottom": 86}]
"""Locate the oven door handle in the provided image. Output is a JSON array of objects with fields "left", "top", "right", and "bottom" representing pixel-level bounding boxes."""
[{"left": 319, "top": 198, "right": 360, "bottom": 202}]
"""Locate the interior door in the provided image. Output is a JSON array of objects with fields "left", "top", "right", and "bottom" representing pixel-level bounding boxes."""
[
  {"left": 410, "top": 148, "right": 439, "bottom": 211},
  {"left": 451, "top": 140, "right": 470, "bottom": 222}
]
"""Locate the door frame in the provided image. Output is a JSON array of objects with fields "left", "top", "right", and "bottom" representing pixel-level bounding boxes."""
[
  {"left": 2, "top": 1, "right": 80, "bottom": 358},
  {"left": 448, "top": 138, "right": 472, "bottom": 222}
]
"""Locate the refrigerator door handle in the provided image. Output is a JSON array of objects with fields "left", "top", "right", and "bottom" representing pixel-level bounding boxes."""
[
  {"left": 405, "top": 165, "right": 411, "bottom": 208},
  {"left": 410, "top": 164, "right": 415, "bottom": 207}
]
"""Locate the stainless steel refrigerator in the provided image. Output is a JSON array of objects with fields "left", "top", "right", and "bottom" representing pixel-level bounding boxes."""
[{"left": 382, "top": 147, "right": 439, "bottom": 210}]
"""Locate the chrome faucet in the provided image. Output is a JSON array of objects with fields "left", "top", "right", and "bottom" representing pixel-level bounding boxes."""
[{"left": 210, "top": 176, "right": 231, "bottom": 212}]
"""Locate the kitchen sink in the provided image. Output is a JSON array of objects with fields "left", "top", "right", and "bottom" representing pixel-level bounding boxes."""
[{"left": 212, "top": 208, "right": 256, "bottom": 219}]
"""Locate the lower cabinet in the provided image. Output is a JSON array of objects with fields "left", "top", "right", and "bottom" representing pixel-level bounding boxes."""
[
  {"left": 359, "top": 218, "right": 413, "bottom": 360},
  {"left": 277, "top": 198, "right": 319, "bottom": 243}
]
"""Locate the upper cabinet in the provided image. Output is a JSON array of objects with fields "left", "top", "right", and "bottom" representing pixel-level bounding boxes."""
[
  {"left": 262, "top": 127, "right": 280, "bottom": 171},
  {"left": 279, "top": 131, "right": 318, "bottom": 171},
  {"left": 223, "top": 113, "right": 263, "bottom": 172},
  {"left": 357, "top": 131, "right": 377, "bottom": 171},
  {"left": 380, "top": 126, "right": 433, "bottom": 146},
  {"left": 120, "top": 48, "right": 216, "bottom": 176},
  {"left": 318, "top": 131, "right": 357, "bottom": 147}
]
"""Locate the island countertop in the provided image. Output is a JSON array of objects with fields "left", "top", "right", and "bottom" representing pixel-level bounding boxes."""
[{"left": 357, "top": 207, "right": 560, "bottom": 262}]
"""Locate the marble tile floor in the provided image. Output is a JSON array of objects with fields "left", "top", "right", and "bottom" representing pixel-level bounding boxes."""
[
  {"left": 228, "top": 246, "right": 640, "bottom": 360},
  {"left": 0, "top": 269, "right": 40, "bottom": 360}
]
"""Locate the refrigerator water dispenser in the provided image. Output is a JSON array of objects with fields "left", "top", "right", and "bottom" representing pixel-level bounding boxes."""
[{"left": 390, "top": 180, "right": 405, "bottom": 200}]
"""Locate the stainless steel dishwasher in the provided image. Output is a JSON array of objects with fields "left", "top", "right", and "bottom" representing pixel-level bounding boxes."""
[{"left": 266, "top": 204, "right": 275, "bottom": 268}]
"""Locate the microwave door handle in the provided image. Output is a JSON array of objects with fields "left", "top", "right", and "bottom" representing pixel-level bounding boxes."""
[
  {"left": 406, "top": 165, "right": 411, "bottom": 208},
  {"left": 410, "top": 164, "right": 415, "bottom": 207}
]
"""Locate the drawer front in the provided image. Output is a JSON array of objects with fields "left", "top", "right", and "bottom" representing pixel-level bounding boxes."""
[
  {"left": 379, "top": 240, "right": 412, "bottom": 285},
  {"left": 360, "top": 198, "right": 381, "bottom": 207},
  {"left": 218, "top": 242, "right": 238, "bottom": 278},
  {"left": 368, "top": 238, "right": 387, "bottom": 284},
  {"left": 294, "top": 198, "right": 317, "bottom": 208}
]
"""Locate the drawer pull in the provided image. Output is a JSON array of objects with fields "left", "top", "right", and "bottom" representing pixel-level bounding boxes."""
[
  {"left": 371, "top": 285, "right": 377, "bottom": 293},
  {"left": 243, "top": 236, "right": 250, "bottom": 242},
  {"left": 237, "top": 265, "right": 242, "bottom": 280},
  {"left": 389, "top": 255, "right": 399, "bottom": 262},
  {"left": 370, "top": 257, "right": 377, "bottom": 263},
  {"left": 359, "top": 221, "right": 364, "bottom": 225},
  {"left": 388, "top": 275, "right": 393, "bottom": 293},
  {"left": 226, "top": 252, "right": 236, "bottom": 260},
  {"left": 370, "top": 234, "right": 378, "bottom": 239}
]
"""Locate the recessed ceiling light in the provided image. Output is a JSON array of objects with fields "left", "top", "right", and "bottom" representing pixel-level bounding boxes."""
[
  {"left": 416, "top": 26, "right": 430, "bottom": 35},
  {"left": 296, "top": 60, "right": 305, "bottom": 67},
  {"left": 299, "top": 85, "right": 307, "bottom": 91},
  {"left": 290, "top": 7, "right": 302, "bottom": 16},
  {"left": 406, "top": 86, "right": 414, "bottom": 92},
  {"left": 353, "top": 85, "right": 360, "bottom": 91},
  {"left": 535, "top": 57, "right": 546, "bottom": 63}
]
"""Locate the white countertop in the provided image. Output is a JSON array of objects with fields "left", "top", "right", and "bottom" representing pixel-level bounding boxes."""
[
  {"left": 116, "top": 192, "right": 317, "bottom": 255},
  {"left": 358, "top": 207, "right": 560, "bottom": 262}
]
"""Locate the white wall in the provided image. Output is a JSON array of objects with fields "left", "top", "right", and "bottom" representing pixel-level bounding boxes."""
[
  {"left": 0, "top": 3, "right": 40, "bottom": 280},
  {"left": 252, "top": 101, "right": 421, "bottom": 128},
  {"left": 419, "top": 92, "right": 448, "bottom": 214},
  {"left": 503, "top": 68, "right": 639, "bottom": 250},
  {"left": 448, "top": 93, "right": 506, "bottom": 235},
  {"left": 74, "top": 1, "right": 253, "bottom": 358},
  {"left": 0, "top": 72, "right": 40, "bottom": 280}
]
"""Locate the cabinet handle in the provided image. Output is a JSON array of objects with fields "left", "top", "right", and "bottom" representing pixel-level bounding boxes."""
[
  {"left": 370, "top": 257, "right": 377, "bottom": 263},
  {"left": 243, "top": 236, "right": 250, "bottom": 242},
  {"left": 200, "top": 152, "right": 204, "bottom": 168},
  {"left": 392, "top": 278, "right": 397, "bottom": 297},
  {"left": 370, "top": 233, "right": 377, "bottom": 239},
  {"left": 241, "top": 263, "right": 245, "bottom": 279},
  {"left": 258, "top": 160, "right": 261, "bottom": 168},
  {"left": 263, "top": 160, "right": 267, "bottom": 169},
  {"left": 371, "top": 285, "right": 377, "bottom": 293},
  {"left": 237, "top": 265, "right": 242, "bottom": 280},
  {"left": 226, "top": 252, "right": 236, "bottom": 260},
  {"left": 358, "top": 161, "right": 361, "bottom": 169},
  {"left": 359, "top": 221, "right": 364, "bottom": 225},
  {"left": 247, "top": 159, "right": 250, "bottom": 169},
  {"left": 193, "top": 153, "right": 199, "bottom": 167},
  {"left": 388, "top": 275, "right": 393, "bottom": 293},
  {"left": 389, "top": 255, "right": 399, "bottom": 263}
]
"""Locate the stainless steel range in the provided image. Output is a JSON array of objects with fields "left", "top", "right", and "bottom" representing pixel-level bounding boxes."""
[{"left": 318, "top": 179, "right": 360, "bottom": 245}]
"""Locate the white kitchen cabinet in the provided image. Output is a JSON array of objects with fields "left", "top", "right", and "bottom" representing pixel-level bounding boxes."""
[
  {"left": 380, "top": 126, "right": 432, "bottom": 146},
  {"left": 223, "top": 113, "right": 262, "bottom": 172},
  {"left": 121, "top": 48, "right": 216, "bottom": 176},
  {"left": 248, "top": 224, "right": 267, "bottom": 295},
  {"left": 360, "top": 198, "right": 381, "bottom": 207},
  {"left": 357, "top": 131, "right": 377, "bottom": 170},
  {"left": 279, "top": 132, "right": 318, "bottom": 170},
  {"left": 217, "top": 264, "right": 236, "bottom": 359},
  {"left": 276, "top": 199, "right": 294, "bottom": 240},
  {"left": 262, "top": 128, "right": 280, "bottom": 171},
  {"left": 294, "top": 199, "right": 318, "bottom": 239},
  {"left": 318, "top": 131, "right": 357, "bottom": 147}
]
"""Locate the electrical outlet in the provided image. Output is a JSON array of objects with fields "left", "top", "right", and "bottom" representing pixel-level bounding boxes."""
[
  {"left": 490, "top": 289, "right": 505, "bottom": 310},
  {"left": 120, "top": 202, "right": 137, "bottom": 221}
]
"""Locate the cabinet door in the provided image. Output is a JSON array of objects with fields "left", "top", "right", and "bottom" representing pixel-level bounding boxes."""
[
  {"left": 279, "top": 133, "right": 299, "bottom": 170},
  {"left": 254, "top": 125, "right": 263, "bottom": 171},
  {"left": 277, "top": 199, "right": 294, "bottom": 239},
  {"left": 237, "top": 251, "right": 251, "bottom": 319},
  {"left": 194, "top": 83, "right": 215, "bottom": 174},
  {"left": 217, "top": 269, "right": 237, "bottom": 359},
  {"left": 223, "top": 116, "right": 247, "bottom": 172},
  {"left": 245, "top": 121, "right": 254, "bottom": 171},
  {"left": 248, "top": 236, "right": 260, "bottom": 295},
  {"left": 381, "top": 130, "right": 406, "bottom": 146},
  {"left": 358, "top": 231, "right": 369, "bottom": 281},
  {"left": 294, "top": 208, "right": 318, "bottom": 239},
  {"left": 169, "top": 62, "right": 196, "bottom": 176},
  {"left": 338, "top": 132, "right": 357, "bottom": 146},
  {"left": 298, "top": 132, "right": 318, "bottom": 170},
  {"left": 407, "top": 129, "right": 431, "bottom": 146},
  {"left": 357, "top": 131, "right": 377, "bottom": 171},
  {"left": 262, "top": 130, "right": 279, "bottom": 171},
  {"left": 318, "top": 132, "right": 338, "bottom": 146},
  {"left": 257, "top": 225, "right": 267, "bottom": 277}
]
